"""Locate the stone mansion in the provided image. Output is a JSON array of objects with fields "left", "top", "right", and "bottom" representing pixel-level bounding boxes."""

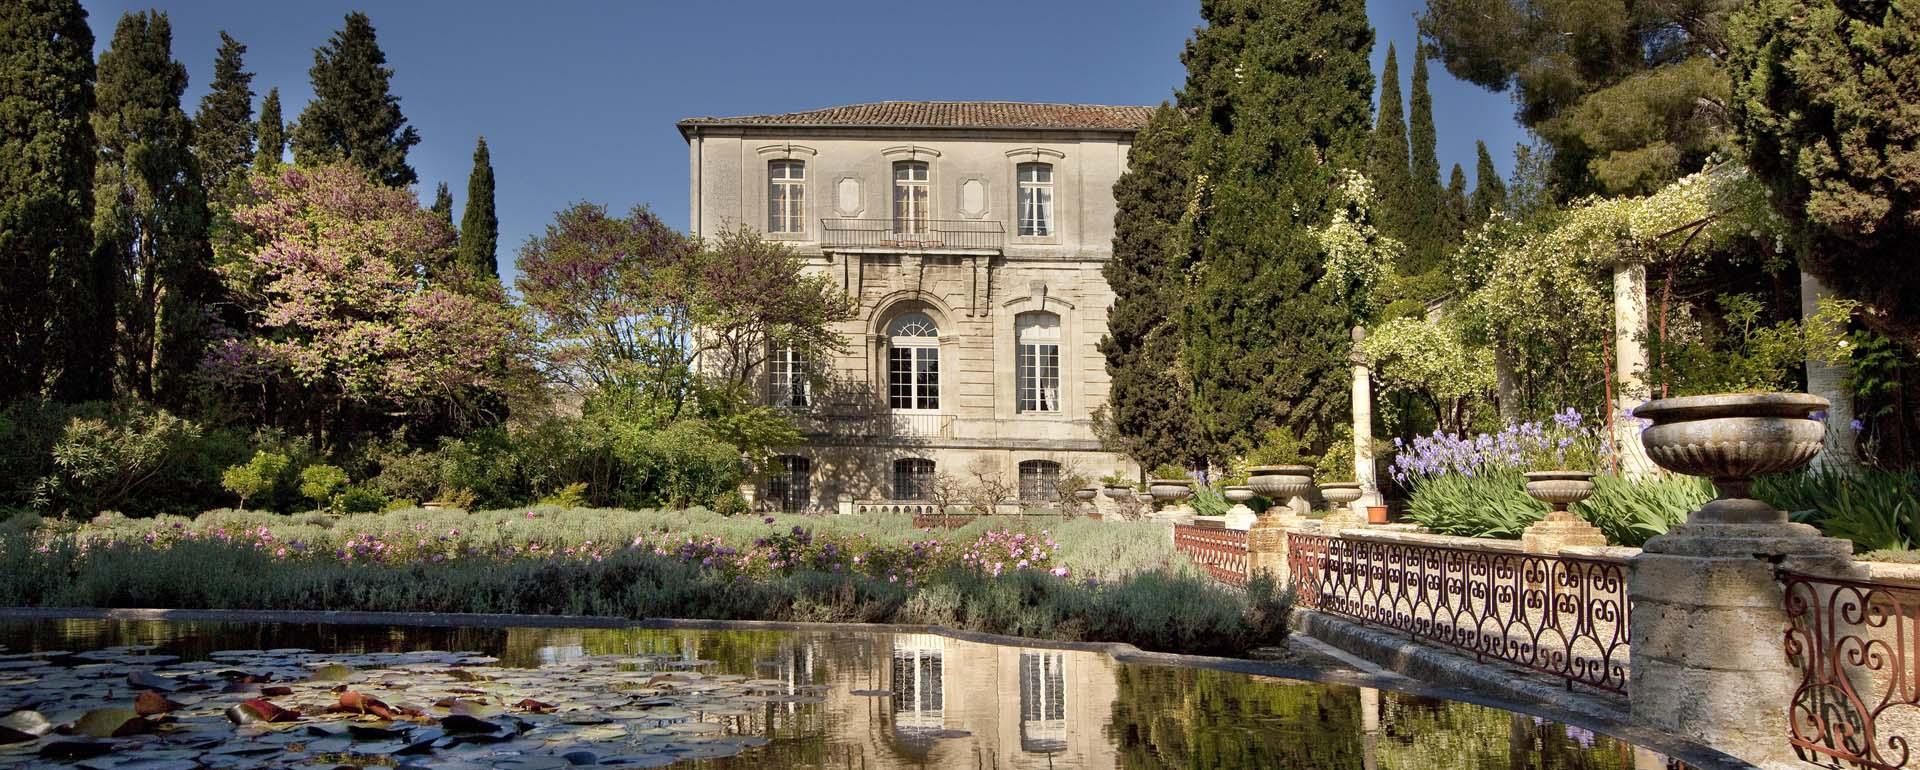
[{"left": 677, "top": 101, "right": 1148, "bottom": 513}]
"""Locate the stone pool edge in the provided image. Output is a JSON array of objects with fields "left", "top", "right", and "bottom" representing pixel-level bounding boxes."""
[{"left": 0, "top": 606, "right": 1756, "bottom": 770}]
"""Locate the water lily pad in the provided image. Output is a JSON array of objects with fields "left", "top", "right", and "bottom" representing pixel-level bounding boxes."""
[
  {"left": 307, "top": 664, "right": 354, "bottom": 682},
  {"left": 126, "top": 670, "right": 178, "bottom": 692},
  {"left": 72, "top": 707, "right": 149, "bottom": 737},
  {"left": 224, "top": 698, "right": 299, "bottom": 725}
]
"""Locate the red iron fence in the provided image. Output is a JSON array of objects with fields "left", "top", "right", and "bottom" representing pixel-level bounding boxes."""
[
  {"left": 1782, "top": 569, "right": 1920, "bottom": 770},
  {"left": 1287, "top": 532, "right": 1631, "bottom": 693},
  {"left": 1173, "top": 525, "right": 1249, "bottom": 587}
]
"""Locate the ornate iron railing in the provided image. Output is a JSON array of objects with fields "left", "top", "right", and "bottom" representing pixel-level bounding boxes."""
[
  {"left": 1174, "top": 525, "right": 1248, "bottom": 587},
  {"left": 1782, "top": 569, "right": 1920, "bottom": 770},
  {"left": 820, "top": 218, "right": 1004, "bottom": 252},
  {"left": 1287, "top": 532, "right": 1632, "bottom": 693}
]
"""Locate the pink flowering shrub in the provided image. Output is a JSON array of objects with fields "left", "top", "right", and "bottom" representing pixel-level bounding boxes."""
[{"left": 958, "top": 529, "right": 1068, "bottom": 579}]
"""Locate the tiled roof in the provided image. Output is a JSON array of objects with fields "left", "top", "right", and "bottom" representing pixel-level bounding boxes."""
[{"left": 678, "top": 101, "right": 1154, "bottom": 133}]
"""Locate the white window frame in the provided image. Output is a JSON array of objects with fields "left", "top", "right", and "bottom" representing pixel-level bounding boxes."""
[
  {"left": 1015, "top": 312, "right": 1061, "bottom": 413},
  {"left": 768, "top": 160, "right": 806, "bottom": 235},
  {"left": 768, "top": 344, "right": 810, "bottom": 409},
  {"left": 893, "top": 161, "right": 930, "bottom": 235},
  {"left": 887, "top": 313, "right": 940, "bottom": 412},
  {"left": 1016, "top": 163, "right": 1053, "bottom": 237}
]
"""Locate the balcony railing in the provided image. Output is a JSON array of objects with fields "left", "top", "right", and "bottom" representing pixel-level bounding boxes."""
[
  {"left": 820, "top": 218, "right": 1004, "bottom": 252},
  {"left": 1174, "top": 524, "right": 1249, "bottom": 587},
  {"left": 1781, "top": 569, "right": 1920, "bottom": 770},
  {"left": 797, "top": 412, "right": 956, "bottom": 439}
]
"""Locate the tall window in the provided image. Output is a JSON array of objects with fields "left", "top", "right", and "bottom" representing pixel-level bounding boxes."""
[
  {"left": 888, "top": 313, "right": 940, "bottom": 411},
  {"left": 769, "top": 456, "right": 811, "bottom": 513},
  {"left": 894, "top": 458, "right": 934, "bottom": 501},
  {"left": 768, "top": 345, "right": 810, "bottom": 408},
  {"left": 1016, "top": 312, "right": 1060, "bottom": 413},
  {"left": 768, "top": 160, "right": 805, "bottom": 234},
  {"left": 1017, "top": 163, "right": 1053, "bottom": 236},
  {"left": 893, "top": 161, "right": 930, "bottom": 234},
  {"left": 1018, "top": 460, "right": 1061, "bottom": 501}
]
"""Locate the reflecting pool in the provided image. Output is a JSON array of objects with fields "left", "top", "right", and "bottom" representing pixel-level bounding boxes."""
[{"left": 0, "top": 619, "right": 1684, "bottom": 769}]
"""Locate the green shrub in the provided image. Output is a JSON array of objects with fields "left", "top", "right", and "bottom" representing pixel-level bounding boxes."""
[
  {"left": 1573, "top": 474, "right": 1710, "bottom": 547},
  {"left": 222, "top": 451, "right": 292, "bottom": 509},
  {"left": 31, "top": 402, "right": 241, "bottom": 518},
  {"left": 1404, "top": 470, "right": 1545, "bottom": 538},
  {"left": 1761, "top": 466, "right": 1920, "bottom": 553},
  {"left": 299, "top": 464, "right": 350, "bottom": 508},
  {"left": 333, "top": 484, "right": 387, "bottom": 514},
  {"left": 606, "top": 421, "right": 742, "bottom": 509},
  {"left": 536, "top": 482, "right": 590, "bottom": 508}
]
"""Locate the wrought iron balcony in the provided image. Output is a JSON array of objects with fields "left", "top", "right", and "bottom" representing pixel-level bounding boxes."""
[{"left": 820, "top": 218, "right": 1003, "bottom": 253}]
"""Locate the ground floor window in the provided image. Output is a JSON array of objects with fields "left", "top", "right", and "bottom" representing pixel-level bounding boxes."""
[
  {"left": 893, "top": 458, "right": 934, "bottom": 501},
  {"left": 1018, "top": 460, "right": 1060, "bottom": 501},
  {"left": 769, "top": 455, "right": 811, "bottom": 513}
]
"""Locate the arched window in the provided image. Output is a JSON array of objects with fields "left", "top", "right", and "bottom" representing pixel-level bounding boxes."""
[
  {"left": 893, "top": 161, "right": 930, "bottom": 235},
  {"left": 768, "top": 160, "right": 805, "bottom": 234},
  {"left": 769, "top": 455, "right": 811, "bottom": 513},
  {"left": 1018, "top": 460, "right": 1061, "bottom": 501},
  {"left": 1015, "top": 312, "right": 1060, "bottom": 413},
  {"left": 1017, "top": 163, "right": 1053, "bottom": 236},
  {"left": 768, "top": 344, "right": 810, "bottom": 408},
  {"left": 894, "top": 458, "right": 934, "bottom": 501},
  {"left": 888, "top": 313, "right": 940, "bottom": 411}
]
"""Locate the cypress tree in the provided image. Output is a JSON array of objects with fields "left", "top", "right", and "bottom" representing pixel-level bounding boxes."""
[
  {"left": 457, "top": 136, "right": 498, "bottom": 280},
  {"left": 1098, "top": 104, "right": 1201, "bottom": 471},
  {"left": 89, "top": 11, "right": 217, "bottom": 405},
  {"left": 253, "top": 87, "right": 283, "bottom": 169},
  {"left": 291, "top": 12, "right": 420, "bottom": 186},
  {"left": 1368, "top": 44, "right": 1415, "bottom": 250},
  {"left": 1181, "top": 0, "right": 1375, "bottom": 458},
  {"left": 429, "top": 181, "right": 454, "bottom": 231},
  {"left": 1469, "top": 140, "right": 1506, "bottom": 224},
  {"left": 1446, "top": 163, "right": 1471, "bottom": 234},
  {"left": 190, "top": 31, "right": 252, "bottom": 203},
  {"left": 1405, "top": 45, "right": 1447, "bottom": 272},
  {"left": 1, "top": 0, "right": 95, "bottom": 403}
]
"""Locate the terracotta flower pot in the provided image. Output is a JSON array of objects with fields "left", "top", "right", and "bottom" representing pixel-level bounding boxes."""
[
  {"left": 1366, "top": 505, "right": 1390, "bottom": 524},
  {"left": 1634, "top": 392, "right": 1829, "bottom": 524}
]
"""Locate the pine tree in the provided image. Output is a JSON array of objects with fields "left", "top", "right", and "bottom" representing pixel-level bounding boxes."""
[
  {"left": 1181, "top": 0, "right": 1375, "bottom": 458},
  {"left": 190, "top": 31, "right": 252, "bottom": 203},
  {"left": 1098, "top": 104, "right": 1201, "bottom": 471},
  {"left": 253, "top": 87, "right": 283, "bottom": 169},
  {"left": 290, "top": 12, "right": 420, "bottom": 186},
  {"left": 1469, "top": 140, "right": 1506, "bottom": 225},
  {"left": 1404, "top": 45, "right": 1447, "bottom": 272},
  {"left": 1446, "top": 163, "right": 1470, "bottom": 235},
  {"left": 1, "top": 0, "right": 96, "bottom": 403},
  {"left": 1368, "top": 44, "right": 1415, "bottom": 250},
  {"left": 89, "top": 11, "right": 218, "bottom": 405},
  {"left": 429, "top": 181, "right": 454, "bottom": 231},
  {"left": 457, "top": 136, "right": 498, "bottom": 280}
]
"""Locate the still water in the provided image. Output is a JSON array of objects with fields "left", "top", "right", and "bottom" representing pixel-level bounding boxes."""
[{"left": 0, "top": 619, "right": 1679, "bottom": 769}]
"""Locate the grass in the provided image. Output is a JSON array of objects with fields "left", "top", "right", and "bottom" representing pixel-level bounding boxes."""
[{"left": 0, "top": 507, "right": 1287, "bottom": 657}]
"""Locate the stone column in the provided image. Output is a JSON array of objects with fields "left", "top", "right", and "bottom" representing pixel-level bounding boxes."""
[
  {"left": 1802, "top": 270, "right": 1857, "bottom": 469},
  {"left": 1351, "top": 326, "right": 1382, "bottom": 513},
  {"left": 1612, "top": 253, "right": 1656, "bottom": 479}
]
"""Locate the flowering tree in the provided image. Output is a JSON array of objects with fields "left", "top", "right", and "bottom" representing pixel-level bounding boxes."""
[
  {"left": 213, "top": 163, "right": 520, "bottom": 446},
  {"left": 1316, "top": 170, "right": 1402, "bottom": 322},
  {"left": 516, "top": 206, "right": 852, "bottom": 418},
  {"left": 1362, "top": 316, "right": 1494, "bottom": 434}
]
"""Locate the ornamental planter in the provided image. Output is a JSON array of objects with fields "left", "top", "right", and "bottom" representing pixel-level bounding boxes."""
[
  {"left": 1073, "top": 488, "right": 1099, "bottom": 503},
  {"left": 1104, "top": 486, "right": 1133, "bottom": 500},
  {"left": 1246, "top": 465, "right": 1314, "bottom": 503},
  {"left": 1519, "top": 470, "right": 1606, "bottom": 552},
  {"left": 1222, "top": 485, "right": 1258, "bottom": 530},
  {"left": 1522, "top": 470, "right": 1596, "bottom": 513},
  {"left": 1366, "top": 505, "right": 1390, "bottom": 525},
  {"left": 1147, "top": 479, "right": 1196, "bottom": 503},
  {"left": 1634, "top": 392, "right": 1829, "bottom": 525},
  {"left": 1320, "top": 482, "right": 1364, "bottom": 529},
  {"left": 1222, "top": 486, "right": 1256, "bottom": 505}
]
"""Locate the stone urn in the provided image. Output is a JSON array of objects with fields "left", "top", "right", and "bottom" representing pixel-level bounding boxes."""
[
  {"left": 1148, "top": 479, "right": 1195, "bottom": 504},
  {"left": 1519, "top": 470, "right": 1606, "bottom": 551},
  {"left": 1634, "top": 393, "right": 1828, "bottom": 525},
  {"left": 1246, "top": 465, "right": 1315, "bottom": 522},
  {"left": 1222, "top": 485, "right": 1258, "bottom": 530},
  {"left": 1319, "top": 482, "right": 1365, "bottom": 529},
  {"left": 1103, "top": 485, "right": 1133, "bottom": 500},
  {"left": 1073, "top": 488, "right": 1099, "bottom": 503}
]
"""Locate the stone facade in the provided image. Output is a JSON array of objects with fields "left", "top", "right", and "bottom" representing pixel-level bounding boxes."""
[{"left": 678, "top": 102, "right": 1147, "bottom": 511}]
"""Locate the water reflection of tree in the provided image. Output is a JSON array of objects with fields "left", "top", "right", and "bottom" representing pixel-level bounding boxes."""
[
  {"left": 1107, "top": 666, "right": 1366, "bottom": 769},
  {"left": 1378, "top": 696, "right": 1636, "bottom": 770}
]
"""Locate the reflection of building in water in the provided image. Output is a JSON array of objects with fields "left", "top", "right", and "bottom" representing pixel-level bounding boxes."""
[
  {"left": 1019, "top": 652, "right": 1067, "bottom": 754},
  {"left": 823, "top": 633, "right": 1118, "bottom": 768},
  {"left": 890, "top": 634, "right": 946, "bottom": 745}
]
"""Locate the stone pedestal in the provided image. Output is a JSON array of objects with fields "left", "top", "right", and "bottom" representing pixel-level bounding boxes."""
[
  {"left": 1629, "top": 523, "right": 1853, "bottom": 769},
  {"left": 1246, "top": 517, "right": 1292, "bottom": 584},
  {"left": 1222, "top": 486, "right": 1258, "bottom": 530},
  {"left": 1519, "top": 511, "right": 1607, "bottom": 553}
]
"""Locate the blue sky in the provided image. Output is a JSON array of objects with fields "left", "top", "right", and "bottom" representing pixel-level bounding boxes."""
[{"left": 80, "top": 0, "right": 1530, "bottom": 281}]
